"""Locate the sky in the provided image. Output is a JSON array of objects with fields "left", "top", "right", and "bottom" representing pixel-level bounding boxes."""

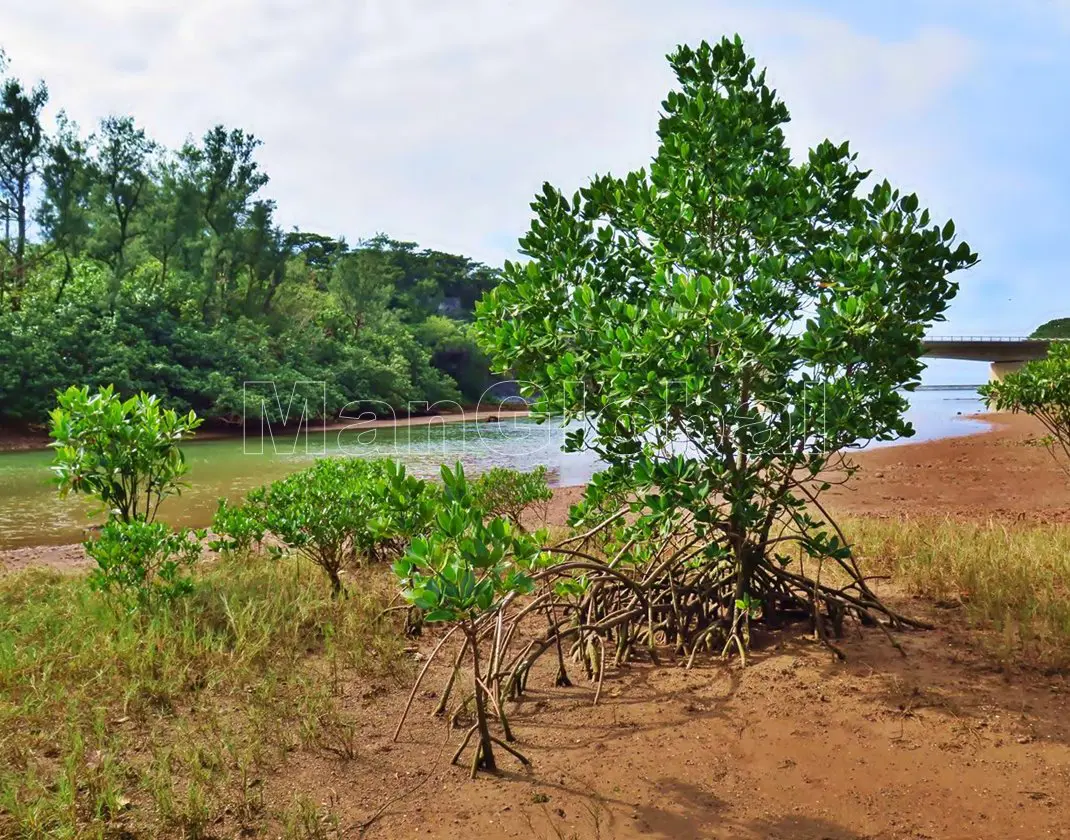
[{"left": 3, "top": 0, "right": 1068, "bottom": 383}]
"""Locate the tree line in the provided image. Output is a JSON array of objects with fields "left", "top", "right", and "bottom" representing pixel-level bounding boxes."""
[{"left": 0, "top": 49, "right": 501, "bottom": 426}]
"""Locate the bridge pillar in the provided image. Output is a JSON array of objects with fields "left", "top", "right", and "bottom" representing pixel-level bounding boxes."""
[{"left": 989, "top": 360, "right": 1027, "bottom": 382}]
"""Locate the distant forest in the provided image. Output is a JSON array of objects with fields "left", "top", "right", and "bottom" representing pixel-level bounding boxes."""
[
  {"left": 1032, "top": 318, "right": 1070, "bottom": 339},
  {"left": 0, "top": 50, "right": 503, "bottom": 426}
]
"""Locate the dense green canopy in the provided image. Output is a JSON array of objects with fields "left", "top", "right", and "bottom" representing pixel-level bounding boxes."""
[
  {"left": 0, "top": 50, "right": 498, "bottom": 425},
  {"left": 1031, "top": 318, "right": 1070, "bottom": 339}
]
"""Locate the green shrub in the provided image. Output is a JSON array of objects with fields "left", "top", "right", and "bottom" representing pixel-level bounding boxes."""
[
  {"left": 471, "top": 466, "right": 552, "bottom": 529},
  {"left": 981, "top": 342, "right": 1070, "bottom": 479},
  {"left": 85, "top": 519, "right": 202, "bottom": 611},
  {"left": 245, "top": 458, "right": 438, "bottom": 595},
  {"left": 49, "top": 384, "right": 202, "bottom": 523},
  {"left": 210, "top": 497, "right": 267, "bottom": 554}
]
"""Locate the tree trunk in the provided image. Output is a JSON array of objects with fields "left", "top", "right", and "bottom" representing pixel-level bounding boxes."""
[
  {"left": 466, "top": 622, "right": 496, "bottom": 775},
  {"left": 328, "top": 568, "right": 343, "bottom": 598},
  {"left": 158, "top": 250, "right": 169, "bottom": 290},
  {"left": 55, "top": 252, "right": 73, "bottom": 304},
  {"left": 14, "top": 178, "right": 27, "bottom": 283}
]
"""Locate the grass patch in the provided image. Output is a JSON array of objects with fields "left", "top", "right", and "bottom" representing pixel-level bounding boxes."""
[
  {"left": 844, "top": 516, "right": 1070, "bottom": 667},
  {"left": 0, "top": 552, "right": 406, "bottom": 839}
]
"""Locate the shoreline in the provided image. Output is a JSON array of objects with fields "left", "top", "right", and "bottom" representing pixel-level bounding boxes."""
[
  {"left": 861, "top": 409, "right": 994, "bottom": 452},
  {"left": 0, "top": 400, "right": 994, "bottom": 455},
  {"left": 824, "top": 410, "right": 1067, "bottom": 522},
  {"left": 4, "top": 411, "right": 1063, "bottom": 574},
  {"left": 0, "top": 409, "right": 532, "bottom": 453}
]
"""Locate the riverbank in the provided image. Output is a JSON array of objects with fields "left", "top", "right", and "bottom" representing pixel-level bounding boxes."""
[
  {"left": 539, "top": 411, "right": 1065, "bottom": 526},
  {"left": 0, "top": 409, "right": 530, "bottom": 453},
  {"left": 825, "top": 411, "right": 1069, "bottom": 522}
]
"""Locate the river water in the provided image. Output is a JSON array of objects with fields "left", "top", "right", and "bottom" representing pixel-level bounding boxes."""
[{"left": 0, "top": 388, "right": 988, "bottom": 549}]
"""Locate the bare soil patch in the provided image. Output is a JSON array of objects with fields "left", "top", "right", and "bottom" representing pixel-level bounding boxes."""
[
  {"left": 0, "top": 542, "right": 92, "bottom": 575},
  {"left": 275, "top": 601, "right": 1070, "bottom": 839}
]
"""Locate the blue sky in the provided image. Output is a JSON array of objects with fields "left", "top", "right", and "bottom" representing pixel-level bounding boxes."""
[{"left": 5, "top": 0, "right": 1068, "bottom": 383}]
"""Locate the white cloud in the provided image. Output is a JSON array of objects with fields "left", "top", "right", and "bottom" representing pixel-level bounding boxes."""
[{"left": 3, "top": 0, "right": 978, "bottom": 268}]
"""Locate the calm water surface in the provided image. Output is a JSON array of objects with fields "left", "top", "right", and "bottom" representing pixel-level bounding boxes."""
[
  {"left": 871, "top": 388, "right": 989, "bottom": 448},
  {"left": 0, "top": 389, "right": 988, "bottom": 548},
  {"left": 0, "top": 418, "right": 597, "bottom": 548}
]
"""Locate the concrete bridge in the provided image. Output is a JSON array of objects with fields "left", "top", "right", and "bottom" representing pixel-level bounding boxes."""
[{"left": 922, "top": 336, "right": 1056, "bottom": 380}]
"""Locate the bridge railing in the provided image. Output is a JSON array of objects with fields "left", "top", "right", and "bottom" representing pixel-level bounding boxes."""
[{"left": 923, "top": 335, "right": 1051, "bottom": 343}]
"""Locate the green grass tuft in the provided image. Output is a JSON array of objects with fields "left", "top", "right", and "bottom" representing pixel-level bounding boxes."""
[{"left": 0, "top": 553, "right": 405, "bottom": 838}]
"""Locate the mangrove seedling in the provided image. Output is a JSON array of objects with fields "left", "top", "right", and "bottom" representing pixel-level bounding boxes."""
[
  {"left": 85, "top": 518, "right": 203, "bottom": 611},
  {"left": 238, "top": 457, "right": 438, "bottom": 596},
  {"left": 471, "top": 465, "right": 553, "bottom": 530},
  {"left": 393, "top": 463, "right": 543, "bottom": 776},
  {"left": 49, "top": 384, "right": 202, "bottom": 523}
]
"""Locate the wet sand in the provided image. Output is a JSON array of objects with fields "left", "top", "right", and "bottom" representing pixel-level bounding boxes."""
[{"left": 824, "top": 412, "right": 1069, "bottom": 523}]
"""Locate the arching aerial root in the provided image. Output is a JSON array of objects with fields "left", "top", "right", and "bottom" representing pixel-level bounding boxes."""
[{"left": 393, "top": 533, "right": 925, "bottom": 775}]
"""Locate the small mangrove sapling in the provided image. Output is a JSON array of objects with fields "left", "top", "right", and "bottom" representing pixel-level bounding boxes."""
[{"left": 393, "top": 463, "right": 544, "bottom": 776}]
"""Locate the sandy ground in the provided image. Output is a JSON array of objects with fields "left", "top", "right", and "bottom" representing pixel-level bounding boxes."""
[
  {"left": 0, "top": 542, "right": 91, "bottom": 575},
  {"left": 6, "top": 411, "right": 1070, "bottom": 839},
  {"left": 280, "top": 602, "right": 1070, "bottom": 839},
  {"left": 824, "top": 412, "right": 1070, "bottom": 523}
]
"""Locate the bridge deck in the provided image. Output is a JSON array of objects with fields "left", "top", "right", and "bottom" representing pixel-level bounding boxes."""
[{"left": 922, "top": 336, "right": 1054, "bottom": 362}]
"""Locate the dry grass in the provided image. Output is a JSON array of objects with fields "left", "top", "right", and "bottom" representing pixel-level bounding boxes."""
[
  {"left": 0, "top": 553, "right": 407, "bottom": 839},
  {"left": 844, "top": 516, "right": 1070, "bottom": 667}
]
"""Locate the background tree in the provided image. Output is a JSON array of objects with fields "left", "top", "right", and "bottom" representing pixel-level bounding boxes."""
[
  {"left": 1031, "top": 317, "right": 1070, "bottom": 339},
  {"left": 237, "top": 198, "right": 291, "bottom": 315},
  {"left": 414, "top": 316, "right": 496, "bottom": 402},
  {"left": 329, "top": 247, "right": 398, "bottom": 336},
  {"left": 91, "top": 115, "right": 155, "bottom": 299},
  {"left": 0, "top": 58, "right": 48, "bottom": 301},
  {"left": 143, "top": 151, "right": 203, "bottom": 291},
  {"left": 37, "top": 113, "right": 92, "bottom": 302},
  {"left": 981, "top": 343, "right": 1070, "bottom": 479},
  {"left": 187, "top": 126, "right": 268, "bottom": 320},
  {"left": 475, "top": 36, "right": 977, "bottom": 657},
  {"left": 368, "top": 234, "right": 501, "bottom": 321}
]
